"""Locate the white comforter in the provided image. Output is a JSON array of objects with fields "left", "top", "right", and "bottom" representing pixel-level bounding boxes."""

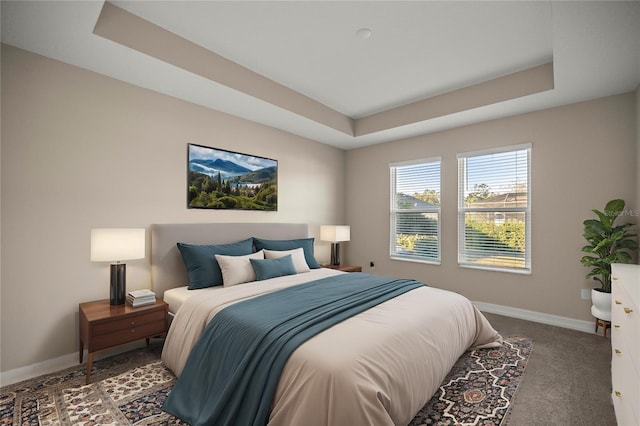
[{"left": 162, "top": 269, "right": 503, "bottom": 425}]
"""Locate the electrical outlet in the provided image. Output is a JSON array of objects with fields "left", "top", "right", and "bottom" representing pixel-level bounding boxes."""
[
  {"left": 369, "top": 261, "right": 375, "bottom": 268},
  {"left": 581, "top": 288, "right": 591, "bottom": 300}
]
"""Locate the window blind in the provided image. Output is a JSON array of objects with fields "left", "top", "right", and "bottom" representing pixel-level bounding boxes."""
[
  {"left": 390, "top": 158, "right": 441, "bottom": 263},
  {"left": 457, "top": 144, "right": 531, "bottom": 273}
]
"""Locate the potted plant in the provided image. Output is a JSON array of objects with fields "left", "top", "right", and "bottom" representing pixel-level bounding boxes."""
[{"left": 581, "top": 199, "right": 638, "bottom": 322}]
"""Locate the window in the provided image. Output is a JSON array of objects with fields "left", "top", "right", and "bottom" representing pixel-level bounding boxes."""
[
  {"left": 458, "top": 144, "right": 531, "bottom": 273},
  {"left": 390, "top": 158, "right": 441, "bottom": 263}
]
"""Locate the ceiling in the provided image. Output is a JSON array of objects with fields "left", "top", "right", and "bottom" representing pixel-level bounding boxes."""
[{"left": 1, "top": 1, "right": 639, "bottom": 150}]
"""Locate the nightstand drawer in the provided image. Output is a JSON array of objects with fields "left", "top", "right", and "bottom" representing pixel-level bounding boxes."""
[
  {"left": 79, "top": 298, "right": 168, "bottom": 384},
  {"left": 91, "top": 320, "right": 166, "bottom": 351},
  {"left": 93, "top": 309, "right": 166, "bottom": 335}
]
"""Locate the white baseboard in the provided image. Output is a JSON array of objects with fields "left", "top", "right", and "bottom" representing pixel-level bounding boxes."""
[
  {"left": 473, "top": 301, "right": 594, "bottom": 334},
  {"left": 0, "top": 342, "right": 147, "bottom": 387},
  {"left": 0, "top": 352, "right": 80, "bottom": 387}
]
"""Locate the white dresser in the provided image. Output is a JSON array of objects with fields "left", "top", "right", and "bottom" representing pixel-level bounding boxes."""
[{"left": 611, "top": 263, "right": 640, "bottom": 426}]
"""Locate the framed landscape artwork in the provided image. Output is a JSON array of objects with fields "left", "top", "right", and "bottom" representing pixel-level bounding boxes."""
[{"left": 187, "top": 143, "right": 278, "bottom": 211}]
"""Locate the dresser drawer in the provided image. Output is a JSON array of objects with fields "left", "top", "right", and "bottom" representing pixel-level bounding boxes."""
[
  {"left": 93, "top": 309, "right": 166, "bottom": 335},
  {"left": 91, "top": 319, "right": 166, "bottom": 351},
  {"left": 611, "top": 343, "right": 640, "bottom": 425},
  {"left": 612, "top": 393, "right": 638, "bottom": 426},
  {"left": 612, "top": 293, "right": 640, "bottom": 368}
]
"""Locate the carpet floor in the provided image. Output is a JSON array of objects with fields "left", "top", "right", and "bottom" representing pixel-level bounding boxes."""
[
  {"left": 484, "top": 313, "right": 616, "bottom": 426},
  {"left": 1, "top": 336, "right": 532, "bottom": 425}
]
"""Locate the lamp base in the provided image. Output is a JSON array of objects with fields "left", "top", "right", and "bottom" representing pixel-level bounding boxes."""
[
  {"left": 110, "top": 263, "right": 126, "bottom": 306},
  {"left": 330, "top": 242, "right": 341, "bottom": 266}
]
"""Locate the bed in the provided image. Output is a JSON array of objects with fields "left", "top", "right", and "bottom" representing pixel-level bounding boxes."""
[{"left": 151, "top": 223, "right": 503, "bottom": 426}]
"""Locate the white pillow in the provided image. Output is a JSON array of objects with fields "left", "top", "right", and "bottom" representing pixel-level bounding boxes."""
[
  {"left": 263, "top": 247, "right": 310, "bottom": 273},
  {"left": 215, "top": 250, "right": 265, "bottom": 287}
]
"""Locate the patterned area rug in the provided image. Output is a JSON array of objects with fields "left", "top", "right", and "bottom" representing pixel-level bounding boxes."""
[
  {"left": 410, "top": 336, "right": 533, "bottom": 426},
  {"left": 1, "top": 337, "right": 532, "bottom": 425}
]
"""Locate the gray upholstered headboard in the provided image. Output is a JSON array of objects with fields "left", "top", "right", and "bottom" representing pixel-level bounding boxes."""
[{"left": 150, "top": 223, "right": 310, "bottom": 298}]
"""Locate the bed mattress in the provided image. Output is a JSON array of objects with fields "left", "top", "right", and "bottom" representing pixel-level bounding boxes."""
[{"left": 163, "top": 285, "right": 214, "bottom": 315}]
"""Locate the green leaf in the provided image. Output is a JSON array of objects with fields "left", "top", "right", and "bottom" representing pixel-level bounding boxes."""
[
  {"left": 614, "top": 252, "right": 632, "bottom": 263},
  {"left": 583, "top": 219, "right": 607, "bottom": 233},
  {"left": 593, "top": 237, "right": 615, "bottom": 251},
  {"left": 603, "top": 199, "right": 625, "bottom": 225},
  {"left": 618, "top": 239, "right": 639, "bottom": 250},
  {"left": 583, "top": 221, "right": 608, "bottom": 244},
  {"left": 592, "top": 209, "right": 611, "bottom": 228},
  {"left": 605, "top": 199, "right": 625, "bottom": 214},
  {"left": 581, "top": 256, "right": 601, "bottom": 266},
  {"left": 612, "top": 223, "right": 633, "bottom": 232}
]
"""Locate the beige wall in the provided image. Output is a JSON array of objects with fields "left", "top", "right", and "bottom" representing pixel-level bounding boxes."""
[
  {"left": 346, "top": 93, "right": 637, "bottom": 322},
  {"left": 0, "top": 45, "right": 346, "bottom": 373}
]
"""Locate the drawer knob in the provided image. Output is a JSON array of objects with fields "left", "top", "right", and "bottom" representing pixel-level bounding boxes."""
[
  {"left": 623, "top": 307, "right": 633, "bottom": 314},
  {"left": 131, "top": 329, "right": 135, "bottom": 333},
  {"left": 130, "top": 321, "right": 135, "bottom": 325},
  {"left": 615, "top": 349, "right": 622, "bottom": 355},
  {"left": 615, "top": 300, "right": 622, "bottom": 305},
  {"left": 615, "top": 391, "right": 622, "bottom": 397}
]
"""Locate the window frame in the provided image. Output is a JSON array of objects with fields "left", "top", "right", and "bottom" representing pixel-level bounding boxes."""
[
  {"left": 389, "top": 157, "right": 442, "bottom": 265},
  {"left": 457, "top": 144, "right": 532, "bottom": 274}
]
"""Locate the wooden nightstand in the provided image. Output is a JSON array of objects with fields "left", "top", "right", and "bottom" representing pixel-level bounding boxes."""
[
  {"left": 323, "top": 265, "right": 362, "bottom": 272},
  {"left": 79, "top": 298, "right": 168, "bottom": 384}
]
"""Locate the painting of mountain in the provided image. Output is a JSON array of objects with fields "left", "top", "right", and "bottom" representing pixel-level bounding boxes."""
[
  {"left": 187, "top": 143, "right": 277, "bottom": 210},
  {"left": 189, "top": 157, "right": 256, "bottom": 178}
]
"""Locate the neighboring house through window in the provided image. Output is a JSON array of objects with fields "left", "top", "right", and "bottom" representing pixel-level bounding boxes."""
[
  {"left": 389, "top": 158, "right": 441, "bottom": 264},
  {"left": 457, "top": 144, "right": 531, "bottom": 273}
]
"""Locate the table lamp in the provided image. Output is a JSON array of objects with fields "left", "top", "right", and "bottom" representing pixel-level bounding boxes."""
[
  {"left": 91, "top": 228, "right": 145, "bottom": 305},
  {"left": 320, "top": 225, "right": 350, "bottom": 266}
]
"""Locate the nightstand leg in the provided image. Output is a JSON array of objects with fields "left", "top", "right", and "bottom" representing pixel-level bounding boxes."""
[
  {"left": 86, "top": 352, "right": 94, "bottom": 384},
  {"left": 79, "top": 340, "right": 84, "bottom": 364},
  {"left": 146, "top": 337, "right": 150, "bottom": 346}
]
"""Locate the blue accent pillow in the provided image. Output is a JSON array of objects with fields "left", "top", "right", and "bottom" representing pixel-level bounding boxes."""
[
  {"left": 252, "top": 237, "right": 320, "bottom": 269},
  {"left": 177, "top": 238, "right": 254, "bottom": 289},
  {"left": 250, "top": 255, "right": 298, "bottom": 281}
]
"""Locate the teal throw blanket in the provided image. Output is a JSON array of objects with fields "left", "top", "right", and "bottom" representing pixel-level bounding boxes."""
[{"left": 163, "top": 272, "right": 423, "bottom": 426}]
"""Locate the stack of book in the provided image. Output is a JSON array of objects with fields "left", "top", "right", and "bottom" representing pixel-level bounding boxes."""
[{"left": 127, "top": 289, "right": 156, "bottom": 307}]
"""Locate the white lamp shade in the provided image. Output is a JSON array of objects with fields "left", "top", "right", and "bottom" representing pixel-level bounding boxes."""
[
  {"left": 320, "top": 225, "right": 350, "bottom": 242},
  {"left": 91, "top": 228, "right": 146, "bottom": 262}
]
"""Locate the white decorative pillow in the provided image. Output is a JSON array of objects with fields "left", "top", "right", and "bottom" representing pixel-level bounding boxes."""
[
  {"left": 215, "top": 250, "right": 265, "bottom": 287},
  {"left": 263, "top": 247, "right": 310, "bottom": 273}
]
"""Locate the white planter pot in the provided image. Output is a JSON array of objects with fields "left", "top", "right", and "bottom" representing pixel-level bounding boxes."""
[{"left": 591, "top": 289, "right": 612, "bottom": 322}]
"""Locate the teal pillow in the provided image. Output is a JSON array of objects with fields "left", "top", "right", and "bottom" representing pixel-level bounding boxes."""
[
  {"left": 253, "top": 237, "right": 320, "bottom": 269},
  {"left": 250, "top": 255, "right": 297, "bottom": 281},
  {"left": 177, "top": 238, "right": 254, "bottom": 289}
]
